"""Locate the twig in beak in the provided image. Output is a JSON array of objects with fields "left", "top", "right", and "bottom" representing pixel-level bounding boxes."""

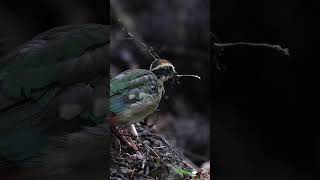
[{"left": 176, "top": 74, "right": 201, "bottom": 80}]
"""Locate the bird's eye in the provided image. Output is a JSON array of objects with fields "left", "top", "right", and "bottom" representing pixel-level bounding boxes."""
[
  {"left": 166, "top": 67, "right": 172, "bottom": 73},
  {"left": 165, "top": 66, "right": 174, "bottom": 73}
]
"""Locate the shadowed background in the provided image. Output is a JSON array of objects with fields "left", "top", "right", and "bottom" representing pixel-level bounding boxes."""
[
  {"left": 213, "top": 0, "right": 317, "bottom": 179},
  {"left": 0, "top": 0, "right": 108, "bottom": 56}
]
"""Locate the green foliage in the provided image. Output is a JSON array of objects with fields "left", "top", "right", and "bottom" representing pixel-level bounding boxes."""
[{"left": 174, "top": 168, "right": 199, "bottom": 180}]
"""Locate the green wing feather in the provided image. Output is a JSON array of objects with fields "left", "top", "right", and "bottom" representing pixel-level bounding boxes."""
[
  {"left": 110, "top": 69, "right": 158, "bottom": 114},
  {"left": 110, "top": 69, "right": 154, "bottom": 96}
]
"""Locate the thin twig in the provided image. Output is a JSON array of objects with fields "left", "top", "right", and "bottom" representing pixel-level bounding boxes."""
[
  {"left": 214, "top": 42, "right": 290, "bottom": 56},
  {"left": 155, "top": 146, "right": 166, "bottom": 149},
  {"left": 119, "top": 22, "right": 161, "bottom": 61},
  {"left": 130, "top": 169, "right": 135, "bottom": 179},
  {"left": 112, "top": 0, "right": 162, "bottom": 62},
  {"left": 125, "top": 30, "right": 161, "bottom": 60},
  {"left": 149, "top": 147, "right": 160, "bottom": 158},
  {"left": 142, "top": 141, "right": 150, "bottom": 171},
  {"left": 111, "top": 133, "right": 122, "bottom": 155}
]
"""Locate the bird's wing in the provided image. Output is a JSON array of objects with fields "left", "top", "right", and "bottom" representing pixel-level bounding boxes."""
[
  {"left": 110, "top": 69, "right": 155, "bottom": 96},
  {"left": 0, "top": 24, "right": 109, "bottom": 101},
  {"left": 0, "top": 24, "right": 110, "bottom": 167},
  {"left": 110, "top": 69, "right": 159, "bottom": 114}
]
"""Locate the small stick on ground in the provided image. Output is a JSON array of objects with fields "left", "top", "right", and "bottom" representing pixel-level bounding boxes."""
[
  {"left": 149, "top": 147, "right": 160, "bottom": 158},
  {"left": 111, "top": 133, "right": 122, "bottom": 155}
]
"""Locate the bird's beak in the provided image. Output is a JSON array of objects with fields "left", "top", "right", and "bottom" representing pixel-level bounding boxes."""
[
  {"left": 173, "top": 71, "right": 178, "bottom": 80},
  {"left": 173, "top": 70, "right": 178, "bottom": 76},
  {"left": 171, "top": 70, "right": 201, "bottom": 84},
  {"left": 171, "top": 71, "right": 180, "bottom": 85}
]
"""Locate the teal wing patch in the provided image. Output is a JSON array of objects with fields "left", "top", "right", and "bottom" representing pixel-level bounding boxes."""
[
  {"left": 110, "top": 69, "right": 158, "bottom": 114},
  {"left": 110, "top": 69, "right": 155, "bottom": 96}
]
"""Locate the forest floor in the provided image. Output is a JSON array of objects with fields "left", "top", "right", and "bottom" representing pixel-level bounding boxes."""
[{"left": 110, "top": 124, "right": 210, "bottom": 180}]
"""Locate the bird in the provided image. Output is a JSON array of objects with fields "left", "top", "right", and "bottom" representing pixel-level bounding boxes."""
[
  {"left": 109, "top": 59, "right": 200, "bottom": 150},
  {"left": 110, "top": 59, "right": 175, "bottom": 126},
  {"left": 0, "top": 23, "right": 110, "bottom": 179}
]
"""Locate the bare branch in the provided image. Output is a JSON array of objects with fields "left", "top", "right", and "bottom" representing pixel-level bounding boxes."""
[{"left": 214, "top": 42, "right": 290, "bottom": 56}]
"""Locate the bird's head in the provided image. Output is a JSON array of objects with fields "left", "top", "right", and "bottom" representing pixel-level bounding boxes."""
[
  {"left": 150, "top": 59, "right": 201, "bottom": 82},
  {"left": 150, "top": 59, "right": 177, "bottom": 81}
]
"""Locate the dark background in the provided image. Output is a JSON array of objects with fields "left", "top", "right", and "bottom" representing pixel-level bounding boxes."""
[
  {"left": 213, "top": 0, "right": 317, "bottom": 179},
  {"left": 0, "top": 0, "right": 109, "bottom": 57}
]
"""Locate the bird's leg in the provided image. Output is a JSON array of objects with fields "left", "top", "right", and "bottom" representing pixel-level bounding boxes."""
[{"left": 130, "top": 124, "right": 139, "bottom": 137}]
